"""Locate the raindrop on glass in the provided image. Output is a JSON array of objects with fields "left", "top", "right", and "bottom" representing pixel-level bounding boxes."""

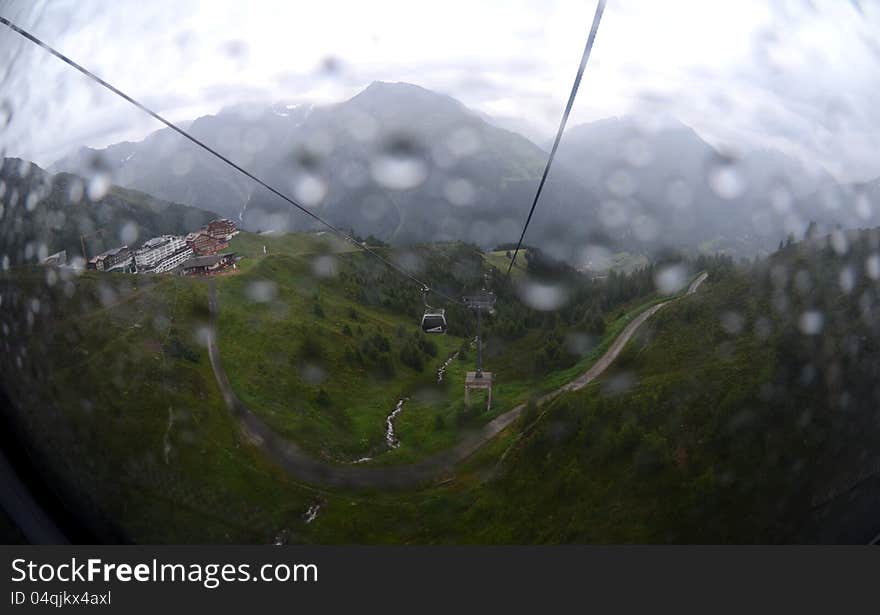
[
  {"left": 654, "top": 264, "right": 687, "bottom": 295},
  {"left": 371, "top": 135, "right": 428, "bottom": 190},
  {"left": 517, "top": 279, "right": 569, "bottom": 311},
  {"left": 444, "top": 178, "right": 476, "bottom": 206},
  {"left": 87, "top": 174, "right": 110, "bottom": 201},
  {"left": 707, "top": 157, "right": 744, "bottom": 200},
  {"left": 293, "top": 173, "right": 327, "bottom": 207},
  {"left": 799, "top": 311, "right": 824, "bottom": 335},
  {"left": 246, "top": 280, "right": 278, "bottom": 303},
  {"left": 120, "top": 221, "right": 138, "bottom": 245}
]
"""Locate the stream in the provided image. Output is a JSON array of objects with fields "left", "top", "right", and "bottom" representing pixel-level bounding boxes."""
[
  {"left": 360, "top": 345, "right": 471, "bottom": 460},
  {"left": 384, "top": 398, "right": 407, "bottom": 449}
]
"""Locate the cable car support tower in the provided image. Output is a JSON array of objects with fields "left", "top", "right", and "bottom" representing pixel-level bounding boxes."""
[{"left": 462, "top": 281, "right": 495, "bottom": 409}]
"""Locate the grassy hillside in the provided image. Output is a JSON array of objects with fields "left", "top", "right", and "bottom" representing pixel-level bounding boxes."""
[
  {"left": 1, "top": 230, "right": 764, "bottom": 543},
  {"left": 391, "top": 231, "right": 880, "bottom": 543}
]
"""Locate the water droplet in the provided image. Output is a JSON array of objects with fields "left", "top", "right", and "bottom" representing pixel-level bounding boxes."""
[
  {"left": 839, "top": 266, "right": 855, "bottom": 293},
  {"left": 342, "top": 110, "right": 378, "bottom": 143},
  {"left": 25, "top": 192, "right": 39, "bottom": 211},
  {"left": 371, "top": 135, "right": 427, "bottom": 190},
  {"left": 446, "top": 127, "right": 480, "bottom": 158},
  {"left": 606, "top": 169, "right": 636, "bottom": 197},
  {"left": 866, "top": 254, "right": 880, "bottom": 280},
  {"left": 654, "top": 264, "right": 687, "bottom": 295},
  {"left": 222, "top": 39, "right": 248, "bottom": 58},
  {"left": 565, "top": 332, "right": 597, "bottom": 356},
  {"left": 444, "top": 178, "right": 476, "bottom": 206},
  {"left": 311, "top": 254, "right": 337, "bottom": 278},
  {"left": 68, "top": 179, "right": 84, "bottom": 204},
  {"left": 769, "top": 182, "right": 793, "bottom": 213},
  {"left": 320, "top": 55, "right": 342, "bottom": 74},
  {"left": 299, "top": 362, "right": 326, "bottom": 384},
  {"left": 246, "top": 280, "right": 277, "bottom": 303},
  {"left": 578, "top": 244, "right": 612, "bottom": 271},
  {"left": 623, "top": 138, "right": 652, "bottom": 167},
  {"left": 340, "top": 161, "right": 369, "bottom": 188},
  {"left": 799, "top": 311, "right": 823, "bottom": 335},
  {"left": 292, "top": 145, "right": 322, "bottom": 172},
  {"left": 360, "top": 194, "right": 389, "bottom": 221},
  {"left": 599, "top": 199, "right": 627, "bottom": 228},
  {"left": 293, "top": 173, "right": 327, "bottom": 207},
  {"left": 665, "top": 178, "right": 692, "bottom": 209},
  {"left": 120, "top": 221, "right": 138, "bottom": 245},
  {"left": 517, "top": 279, "right": 569, "bottom": 311},
  {"left": 754, "top": 317, "right": 772, "bottom": 340},
  {"left": 708, "top": 157, "right": 744, "bottom": 200},
  {"left": 855, "top": 193, "right": 872, "bottom": 220},
  {"left": 720, "top": 311, "right": 744, "bottom": 334},
  {"left": 97, "top": 284, "right": 117, "bottom": 307},
  {"left": 830, "top": 228, "right": 848, "bottom": 255},
  {"left": 87, "top": 174, "right": 110, "bottom": 201},
  {"left": 794, "top": 270, "right": 812, "bottom": 295},
  {"left": 633, "top": 214, "right": 659, "bottom": 241}
]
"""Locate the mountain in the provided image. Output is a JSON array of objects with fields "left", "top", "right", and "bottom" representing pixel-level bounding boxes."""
[
  {"left": 0, "top": 157, "right": 216, "bottom": 265},
  {"left": 791, "top": 177, "right": 880, "bottom": 240},
  {"left": 554, "top": 116, "right": 847, "bottom": 255},
  {"left": 49, "top": 103, "right": 313, "bottom": 221},
  {"left": 51, "top": 82, "right": 606, "bottom": 260},
  {"left": 51, "top": 82, "right": 874, "bottom": 260}
]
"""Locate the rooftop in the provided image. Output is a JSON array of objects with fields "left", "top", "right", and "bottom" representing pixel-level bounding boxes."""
[{"left": 181, "top": 255, "right": 222, "bottom": 268}]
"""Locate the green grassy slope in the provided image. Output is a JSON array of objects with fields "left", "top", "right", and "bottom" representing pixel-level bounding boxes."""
[{"left": 1, "top": 231, "right": 740, "bottom": 543}]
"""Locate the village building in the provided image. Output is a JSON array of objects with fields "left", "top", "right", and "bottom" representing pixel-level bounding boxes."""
[
  {"left": 87, "top": 246, "right": 132, "bottom": 272},
  {"left": 41, "top": 250, "right": 68, "bottom": 267},
  {"left": 178, "top": 253, "right": 238, "bottom": 276},
  {"left": 186, "top": 231, "right": 229, "bottom": 256},
  {"left": 134, "top": 235, "right": 193, "bottom": 274},
  {"left": 205, "top": 218, "right": 239, "bottom": 241}
]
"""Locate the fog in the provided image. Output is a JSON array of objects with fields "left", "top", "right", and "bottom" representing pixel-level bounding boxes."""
[{"left": 1, "top": 0, "right": 879, "bottom": 182}]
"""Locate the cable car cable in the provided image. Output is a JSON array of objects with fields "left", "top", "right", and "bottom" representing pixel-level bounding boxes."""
[
  {"left": 504, "top": 0, "right": 606, "bottom": 282},
  {"left": 0, "top": 15, "right": 462, "bottom": 306}
]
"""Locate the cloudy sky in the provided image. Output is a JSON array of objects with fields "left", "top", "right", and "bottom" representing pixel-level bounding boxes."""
[{"left": 1, "top": 0, "right": 879, "bottom": 181}]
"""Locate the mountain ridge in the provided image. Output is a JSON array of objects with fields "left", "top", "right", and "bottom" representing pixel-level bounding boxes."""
[{"left": 49, "top": 81, "right": 879, "bottom": 259}]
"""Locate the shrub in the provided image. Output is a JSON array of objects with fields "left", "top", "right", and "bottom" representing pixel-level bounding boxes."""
[
  {"left": 315, "top": 388, "right": 331, "bottom": 407},
  {"left": 300, "top": 333, "right": 323, "bottom": 360},
  {"left": 399, "top": 342, "right": 424, "bottom": 372},
  {"left": 522, "top": 397, "right": 540, "bottom": 426}
]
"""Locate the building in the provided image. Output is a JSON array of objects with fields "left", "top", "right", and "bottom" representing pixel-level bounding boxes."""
[
  {"left": 41, "top": 250, "right": 67, "bottom": 267},
  {"left": 134, "top": 235, "right": 193, "bottom": 274},
  {"left": 205, "top": 218, "right": 239, "bottom": 241},
  {"left": 87, "top": 246, "right": 132, "bottom": 272},
  {"left": 179, "top": 253, "right": 238, "bottom": 276},
  {"left": 186, "top": 231, "right": 229, "bottom": 256}
]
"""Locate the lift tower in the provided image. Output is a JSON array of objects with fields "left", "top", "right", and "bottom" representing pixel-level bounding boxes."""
[{"left": 462, "top": 283, "right": 495, "bottom": 409}]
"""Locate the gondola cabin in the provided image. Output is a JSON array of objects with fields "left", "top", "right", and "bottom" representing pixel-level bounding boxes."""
[{"left": 421, "top": 309, "right": 448, "bottom": 334}]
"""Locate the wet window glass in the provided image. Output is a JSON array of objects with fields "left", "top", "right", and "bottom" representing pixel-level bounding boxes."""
[{"left": 1, "top": 0, "right": 880, "bottom": 544}]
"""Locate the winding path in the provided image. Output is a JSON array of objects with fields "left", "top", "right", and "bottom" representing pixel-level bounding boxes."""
[{"left": 206, "top": 272, "right": 708, "bottom": 490}]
